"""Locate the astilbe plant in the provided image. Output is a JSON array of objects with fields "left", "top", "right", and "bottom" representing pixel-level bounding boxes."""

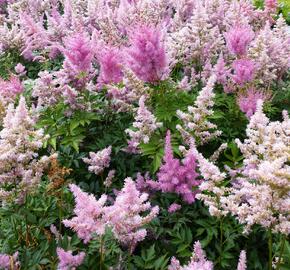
[
  {"left": 169, "top": 242, "right": 247, "bottom": 270},
  {"left": 56, "top": 248, "right": 85, "bottom": 270},
  {"left": 221, "top": 100, "right": 290, "bottom": 235},
  {"left": 82, "top": 146, "right": 112, "bottom": 176},
  {"left": 176, "top": 75, "right": 221, "bottom": 145},
  {"left": 168, "top": 241, "right": 214, "bottom": 270},
  {"left": 62, "top": 184, "right": 108, "bottom": 243},
  {"left": 63, "top": 178, "right": 159, "bottom": 253},
  {"left": 62, "top": 32, "right": 94, "bottom": 89},
  {"left": 0, "top": 96, "right": 49, "bottom": 203},
  {"left": 104, "top": 177, "right": 159, "bottom": 253},
  {"left": 156, "top": 130, "right": 200, "bottom": 204},
  {"left": 126, "top": 24, "right": 169, "bottom": 83},
  {"left": 237, "top": 87, "right": 271, "bottom": 118},
  {"left": 125, "top": 95, "right": 162, "bottom": 153},
  {"left": 224, "top": 24, "right": 254, "bottom": 57}
]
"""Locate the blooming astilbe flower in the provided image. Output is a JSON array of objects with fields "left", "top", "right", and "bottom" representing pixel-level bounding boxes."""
[
  {"left": 237, "top": 88, "right": 270, "bottom": 118},
  {"left": 82, "top": 146, "right": 112, "bottom": 176},
  {"left": 57, "top": 248, "right": 85, "bottom": 270},
  {"left": 232, "top": 59, "right": 256, "bottom": 86},
  {"left": 32, "top": 71, "right": 63, "bottom": 108},
  {"left": 126, "top": 24, "right": 169, "bottom": 83},
  {"left": 0, "top": 75, "right": 24, "bottom": 101},
  {"left": 168, "top": 241, "right": 214, "bottom": 270},
  {"left": 125, "top": 95, "right": 162, "bottom": 153},
  {"left": 248, "top": 17, "right": 290, "bottom": 85},
  {"left": 220, "top": 101, "right": 290, "bottom": 234},
  {"left": 104, "top": 177, "right": 159, "bottom": 253},
  {"left": 157, "top": 131, "right": 200, "bottom": 204},
  {"left": 176, "top": 75, "right": 221, "bottom": 145},
  {"left": 237, "top": 250, "right": 247, "bottom": 270},
  {"left": 0, "top": 96, "right": 49, "bottom": 203},
  {"left": 224, "top": 24, "right": 254, "bottom": 56},
  {"left": 62, "top": 32, "right": 94, "bottom": 89},
  {"left": 97, "top": 46, "right": 123, "bottom": 86},
  {"left": 62, "top": 184, "right": 107, "bottom": 243},
  {"left": 0, "top": 252, "right": 20, "bottom": 270}
]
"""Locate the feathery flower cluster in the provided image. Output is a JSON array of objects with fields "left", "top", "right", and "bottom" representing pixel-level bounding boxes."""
[
  {"left": 237, "top": 88, "right": 270, "bottom": 118},
  {"left": 82, "top": 146, "right": 112, "bottom": 176},
  {"left": 169, "top": 243, "right": 247, "bottom": 270},
  {"left": 224, "top": 24, "right": 254, "bottom": 56},
  {"left": 126, "top": 24, "right": 168, "bottom": 83},
  {"left": 62, "top": 33, "right": 94, "bottom": 89},
  {"left": 63, "top": 179, "right": 159, "bottom": 251},
  {"left": 97, "top": 46, "right": 123, "bottom": 86},
  {"left": 62, "top": 184, "right": 108, "bottom": 243},
  {"left": 56, "top": 248, "right": 85, "bottom": 270},
  {"left": 157, "top": 131, "right": 200, "bottom": 204},
  {"left": 0, "top": 252, "right": 20, "bottom": 270},
  {"left": 104, "top": 177, "right": 159, "bottom": 253},
  {"left": 221, "top": 101, "right": 290, "bottom": 234},
  {"left": 0, "top": 76, "right": 24, "bottom": 101},
  {"left": 0, "top": 96, "right": 49, "bottom": 203},
  {"left": 232, "top": 59, "right": 256, "bottom": 86},
  {"left": 125, "top": 96, "right": 162, "bottom": 153},
  {"left": 237, "top": 250, "right": 247, "bottom": 270},
  {"left": 168, "top": 241, "right": 214, "bottom": 270},
  {"left": 177, "top": 75, "right": 221, "bottom": 145}
]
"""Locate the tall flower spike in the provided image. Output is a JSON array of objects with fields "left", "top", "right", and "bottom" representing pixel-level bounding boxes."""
[
  {"left": 177, "top": 75, "right": 221, "bottom": 145},
  {"left": 237, "top": 250, "right": 247, "bottom": 270},
  {"left": 224, "top": 24, "right": 254, "bottom": 56},
  {"left": 157, "top": 130, "right": 200, "bottom": 204},
  {"left": 125, "top": 95, "right": 162, "bottom": 153},
  {"left": 220, "top": 101, "right": 290, "bottom": 234},
  {"left": 168, "top": 241, "right": 214, "bottom": 270},
  {"left": 232, "top": 59, "right": 255, "bottom": 86},
  {"left": 126, "top": 24, "right": 169, "bottom": 83},
  {"left": 57, "top": 248, "right": 85, "bottom": 270},
  {"left": 97, "top": 46, "right": 123, "bottom": 86},
  {"left": 104, "top": 177, "right": 159, "bottom": 253},
  {"left": 0, "top": 96, "right": 48, "bottom": 203},
  {"left": 62, "top": 184, "right": 107, "bottom": 243},
  {"left": 63, "top": 32, "right": 93, "bottom": 89}
]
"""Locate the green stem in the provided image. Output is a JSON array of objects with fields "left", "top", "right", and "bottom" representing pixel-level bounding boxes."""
[
  {"left": 276, "top": 235, "right": 286, "bottom": 270},
  {"left": 99, "top": 236, "right": 104, "bottom": 270},
  {"left": 219, "top": 217, "right": 223, "bottom": 268},
  {"left": 268, "top": 229, "right": 273, "bottom": 270}
]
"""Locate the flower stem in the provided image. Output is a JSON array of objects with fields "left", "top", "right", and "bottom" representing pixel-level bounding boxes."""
[
  {"left": 268, "top": 229, "right": 273, "bottom": 270},
  {"left": 276, "top": 234, "right": 286, "bottom": 270}
]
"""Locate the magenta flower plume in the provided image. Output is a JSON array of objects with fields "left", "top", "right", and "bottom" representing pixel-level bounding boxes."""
[
  {"left": 62, "top": 184, "right": 107, "bottom": 243},
  {"left": 232, "top": 59, "right": 255, "bottom": 86},
  {"left": 157, "top": 130, "right": 200, "bottom": 204},
  {"left": 126, "top": 24, "right": 168, "bottom": 83},
  {"left": 237, "top": 88, "right": 270, "bottom": 118},
  {"left": 57, "top": 248, "right": 85, "bottom": 270},
  {"left": 225, "top": 24, "right": 254, "bottom": 56},
  {"left": 63, "top": 33, "right": 93, "bottom": 88},
  {"left": 97, "top": 46, "right": 123, "bottom": 85}
]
